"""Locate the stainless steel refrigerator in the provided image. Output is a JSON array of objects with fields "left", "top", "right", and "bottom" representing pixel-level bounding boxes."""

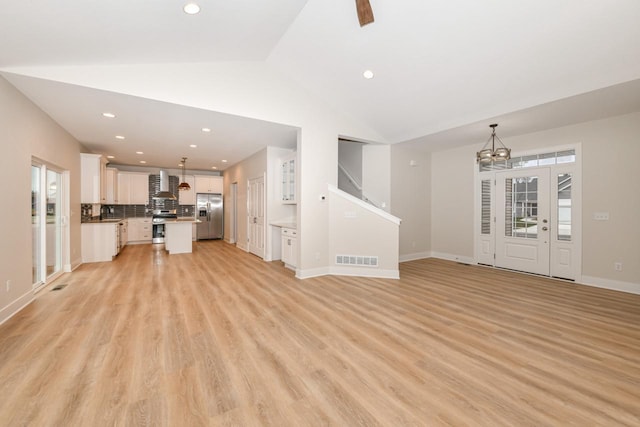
[{"left": 196, "top": 193, "right": 223, "bottom": 240}]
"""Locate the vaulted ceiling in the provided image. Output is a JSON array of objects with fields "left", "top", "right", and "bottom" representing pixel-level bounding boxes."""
[{"left": 2, "top": 0, "right": 640, "bottom": 169}]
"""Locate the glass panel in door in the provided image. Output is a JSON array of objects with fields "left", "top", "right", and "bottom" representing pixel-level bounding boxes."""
[
  {"left": 46, "top": 169, "right": 62, "bottom": 279},
  {"left": 32, "top": 165, "right": 42, "bottom": 286}
]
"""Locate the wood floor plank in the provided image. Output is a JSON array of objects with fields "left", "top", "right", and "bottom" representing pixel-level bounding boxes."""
[{"left": 1, "top": 241, "right": 639, "bottom": 426}]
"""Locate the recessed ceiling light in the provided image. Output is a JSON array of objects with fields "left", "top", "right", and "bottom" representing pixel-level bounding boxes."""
[
  {"left": 102, "top": 112, "right": 116, "bottom": 118},
  {"left": 201, "top": 127, "right": 211, "bottom": 132},
  {"left": 139, "top": 160, "right": 146, "bottom": 164},
  {"left": 136, "top": 151, "right": 144, "bottom": 155},
  {"left": 189, "top": 144, "right": 197, "bottom": 148},
  {"left": 183, "top": 2, "right": 200, "bottom": 14},
  {"left": 115, "top": 135, "right": 125, "bottom": 140},
  {"left": 363, "top": 70, "right": 374, "bottom": 79},
  {"left": 221, "top": 159, "right": 228, "bottom": 163},
  {"left": 107, "top": 155, "right": 115, "bottom": 159},
  {"left": 211, "top": 166, "right": 218, "bottom": 170}
]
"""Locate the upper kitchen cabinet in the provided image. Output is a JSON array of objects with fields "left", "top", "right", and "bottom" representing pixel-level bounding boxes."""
[
  {"left": 281, "top": 153, "right": 296, "bottom": 204},
  {"left": 178, "top": 175, "right": 195, "bottom": 205},
  {"left": 118, "top": 172, "right": 149, "bottom": 205},
  {"left": 194, "top": 175, "right": 223, "bottom": 194},
  {"left": 105, "top": 167, "right": 118, "bottom": 204},
  {"left": 81, "top": 153, "right": 108, "bottom": 204}
]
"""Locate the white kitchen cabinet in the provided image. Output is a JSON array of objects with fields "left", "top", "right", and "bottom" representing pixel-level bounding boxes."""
[
  {"left": 118, "top": 172, "right": 149, "bottom": 205},
  {"left": 281, "top": 227, "right": 297, "bottom": 269},
  {"left": 81, "top": 223, "right": 118, "bottom": 262},
  {"left": 194, "top": 175, "right": 223, "bottom": 194},
  {"left": 127, "top": 218, "right": 153, "bottom": 243},
  {"left": 105, "top": 167, "right": 118, "bottom": 204},
  {"left": 281, "top": 153, "right": 296, "bottom": 204},
  {"left": 81, "top": 153, "right": 108, "bottom": 204},
  {"left": 178, "top": 175, "right": 196, "bottom": 205}
]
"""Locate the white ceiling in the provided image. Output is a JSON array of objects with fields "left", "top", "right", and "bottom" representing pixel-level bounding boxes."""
[{"left": 2, "top": 0, "right": 640, "bottom": 169}]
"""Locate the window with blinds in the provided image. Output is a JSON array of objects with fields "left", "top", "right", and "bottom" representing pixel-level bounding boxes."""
[{"left": 481, "top": 179, "right": 491, "bottom": 234}]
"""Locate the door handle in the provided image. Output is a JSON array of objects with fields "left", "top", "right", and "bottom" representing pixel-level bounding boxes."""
[{"left": 542, "top": 226, "right": 548, "bottom": 231}]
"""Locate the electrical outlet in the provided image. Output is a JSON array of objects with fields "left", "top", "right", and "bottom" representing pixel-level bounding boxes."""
[
  {"left": 614, "top": 262, "right": 623, "bottom": 272},
  {"left": 593, "top": 212, "right": 609, "bottom": 221}
]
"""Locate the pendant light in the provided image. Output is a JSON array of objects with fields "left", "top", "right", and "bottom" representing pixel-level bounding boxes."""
[
  {"left": 178, "top": 157, "right": 191, "bottom": 191},
  {"left": 476, "top": 124, "right": 511, "bottom": 163}
]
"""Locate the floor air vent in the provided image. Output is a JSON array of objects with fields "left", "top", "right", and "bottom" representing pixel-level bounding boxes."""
[
  {"left": 51, "top": 284, "right": 68, "bottom": 291},
  {"left": 336, "top": 255, "right": 379, "bottom": 267}
]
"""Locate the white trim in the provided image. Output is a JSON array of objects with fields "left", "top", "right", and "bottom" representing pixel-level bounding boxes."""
[
  {"left": 296, "top": 266, "right": 330, "bottom": 279},
  {"left": 0, "top": 290, "right": 35, "bottom": 326},
  {"left": 69, "top": 257, "right": 83, "bottom": 271},
  {"left": 297, "top": 266, "right": 399, "bottom": 280},
  {"left": 580, "top": 276, "right": 640, "bottom": 295},
  {"left": 328, "top": 184, "right": 401, "bottom": 225},
  {"left": 330, "top": 266, "right": 400, "bottom": 279},
  {"left": 431, "top": 252, "right": 475, "bottom": 265},
  {"left": 399, "top": 251, "right": 432, "bottom": 262}
]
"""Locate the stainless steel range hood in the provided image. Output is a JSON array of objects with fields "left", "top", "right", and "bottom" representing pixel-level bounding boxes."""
[{"left": 153, "top": 170, "right": 177, "bottom": 200}]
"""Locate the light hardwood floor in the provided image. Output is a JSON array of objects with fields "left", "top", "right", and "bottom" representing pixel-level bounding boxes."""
[{"left": 1, "top": 241, "right": 639, "bottom": 426}]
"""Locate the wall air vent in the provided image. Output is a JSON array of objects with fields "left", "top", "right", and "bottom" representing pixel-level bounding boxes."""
[{"left": 335, "top": 255, "right": 379, "bottom": 267}]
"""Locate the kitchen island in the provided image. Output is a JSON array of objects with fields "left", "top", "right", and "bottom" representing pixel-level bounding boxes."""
[{"left": 164, "top": 219, "right": 199, "bottom": 254}]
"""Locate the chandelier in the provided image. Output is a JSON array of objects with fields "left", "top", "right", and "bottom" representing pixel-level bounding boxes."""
[
  {"left": 178, "top": 157, "right": 191, "bottom": 191},
  {"left": 476, "top": 124, "right": 511, "bottom": 163}
]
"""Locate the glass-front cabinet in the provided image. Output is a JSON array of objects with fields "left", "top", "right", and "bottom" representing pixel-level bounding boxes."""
[{"left": 281, "top": 153, "right": 296, "bottom": 204}]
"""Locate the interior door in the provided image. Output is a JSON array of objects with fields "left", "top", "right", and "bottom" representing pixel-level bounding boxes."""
[
  {"left": 247, "top": 176, "right": 265, "bottom": 258},
  {"left": 496, "top": 168, "right": 550, "bottom": 275}
]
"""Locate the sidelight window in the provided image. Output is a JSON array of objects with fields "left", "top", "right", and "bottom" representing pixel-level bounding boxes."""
[{"left": 557, "top": 173, "right": 572, "bottom": 241}]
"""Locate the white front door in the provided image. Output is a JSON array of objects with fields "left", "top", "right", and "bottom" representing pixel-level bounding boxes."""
[
  {"left": 247, "top": 176, "right": 265, "bottom": 258},
  {"left": 495, "top": 168, "right": 550, "bottom": 275}
]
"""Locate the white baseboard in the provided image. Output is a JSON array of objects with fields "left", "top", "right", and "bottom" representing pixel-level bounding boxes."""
[
  {"left": 430, "top": 252, "right": 475, "bottom": 265},
  {"left": 296, "top": 266, "right": 330, "bottom": 279},
  {"left": 330, "top": 266, "right": 400, "bottom": 279},
  {"left": 0, "top": 290, "right": 35, "bottom": 326},
  {"left": 236, "top": 242, "right": 248, "bottom": 252},
  {"left": 65, "top": 257, "right": 83, "bottom": 273},
  {"left": 399, "top": 251, "right": 432, "bottom": 262},
  {"left": 296, "top": 265, "right": 400, "bottom": 280},
  {"left": 580, "top": 276, "right": 640, "bottom": 295}
]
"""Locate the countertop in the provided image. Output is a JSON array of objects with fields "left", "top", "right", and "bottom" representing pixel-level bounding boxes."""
[
  {"left": 82, "top": 218, "right": 124, "bottom": 224},
  {"left": 271, "top": 221, "right": 297, "bottom": 229},
  {"left": 165, "top": 218, "right": 201, "bottom": 224}
]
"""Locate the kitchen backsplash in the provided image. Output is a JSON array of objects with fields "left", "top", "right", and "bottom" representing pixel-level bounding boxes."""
[{"left": 81, "top": 174, "right": 196, "bottom": 221}]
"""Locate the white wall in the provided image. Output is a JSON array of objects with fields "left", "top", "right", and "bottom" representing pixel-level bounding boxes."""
[
  {"left": 0, "top": 76, "right": 82, "bottom": 324},
  {"left": 390, "top": 145, "right": 431, "bottom": 261},
  {"left": 328, "top": 187, "right": 400, "bottom": 279},
  {"left": 429, "top": 112, "right": 640, "bottom": 288}
]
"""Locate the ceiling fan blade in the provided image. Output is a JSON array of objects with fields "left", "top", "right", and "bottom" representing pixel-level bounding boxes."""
[{"left": 355, "top": 0, "right": 374, "bottom": 27}]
